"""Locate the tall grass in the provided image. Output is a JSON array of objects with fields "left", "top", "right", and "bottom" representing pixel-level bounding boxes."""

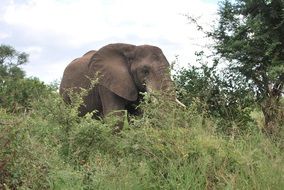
[{"left": 1, "top": 92, "right": 283, "bottom": 189}]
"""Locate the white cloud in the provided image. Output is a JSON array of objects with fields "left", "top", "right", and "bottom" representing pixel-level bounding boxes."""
[
  {"left": 24, "top": 46, "right": 42, "bottom": 57},
  {"left": 23, "top": 58, "right": 68, "bottom": 83},
  {"left": 0, "top": 31, "right": 10, "bottom": 39},
  {"left": 0, "top": 0, "right": 218, "bottom": 83}
]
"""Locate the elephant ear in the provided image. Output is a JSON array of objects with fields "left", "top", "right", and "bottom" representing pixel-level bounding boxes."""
[{"left": 89, "top": 43, "right": 138, "bottom": 101}]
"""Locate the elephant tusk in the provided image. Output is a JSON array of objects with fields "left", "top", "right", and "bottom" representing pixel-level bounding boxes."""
[
  {"left": 146, "top": 84, "right": 186, "bottom": 108},
  {"left": 175, "top": 98, "right": 186, "bottom": 108}
]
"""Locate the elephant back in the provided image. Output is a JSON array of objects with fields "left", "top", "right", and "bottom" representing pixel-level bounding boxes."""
[{"left": 60, "top": 50, "right": 97, "bottom": 97}]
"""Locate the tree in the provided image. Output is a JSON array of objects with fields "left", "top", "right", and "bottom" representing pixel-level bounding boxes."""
[
  {"left": 174, "top": 52, "right": 254, "bottom": 133},
  {"left": 0, "top": 44, "right": 28, "bottom": 79},
  {"left": 0, "top": 44, "right": 50, "bottom": 112},
  {"left": 211, "top": 0, "right": 284, "bottom": 134}
]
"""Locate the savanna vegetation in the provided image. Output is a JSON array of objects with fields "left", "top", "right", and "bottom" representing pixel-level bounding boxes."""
[{"left": 1, "top": 0, "right": 283, "bottom": 189}]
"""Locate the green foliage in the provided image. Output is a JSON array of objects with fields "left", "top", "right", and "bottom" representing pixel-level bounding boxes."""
[
  {"left": 174, "top": 52, "right": 255, "bottom": 133},
  {"left": 0, "top": 44, "right": 53, "bottom": 113},
  {"left": 0, "top": 109, "right": 55, "bottom": 189},
  {"left": 1, "top": 90, "right": 283, "bottom": 189},
  {"left": 0, "top": 44, "right": 28, "bottom": 79},
  {"left": 211, "top": 0, "right": 284, "bottom": 133},
  {"left": 0, "top": 77, "right": 52, "bottom": 112}
]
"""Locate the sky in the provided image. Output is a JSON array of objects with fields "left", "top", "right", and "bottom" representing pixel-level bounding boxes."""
[{"left": 0, "top": 0, "right": 219, "bottom": 83}]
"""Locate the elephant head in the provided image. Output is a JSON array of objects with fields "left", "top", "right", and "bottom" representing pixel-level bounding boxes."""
[{"left": 88, "top": 43, "right": 184, "bottom": 106}]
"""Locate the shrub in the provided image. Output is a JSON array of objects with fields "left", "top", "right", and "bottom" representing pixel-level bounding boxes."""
[
  {"left": 0, "top": 77, "right": 52, "bottom": 113},
  {"left": 174, "top": 56, "right": 256, "bottom": 135},
  {"left": 1, "top": 82, "right": 283, "bottom": 189}
]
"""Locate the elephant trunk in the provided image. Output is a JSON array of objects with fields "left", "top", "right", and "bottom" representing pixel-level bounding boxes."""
[{"left": 147, "top": 73, "right": 186, "bottom": 108}]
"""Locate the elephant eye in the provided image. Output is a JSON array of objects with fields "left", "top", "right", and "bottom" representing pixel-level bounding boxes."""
[
  {"left": 142, "top": 67, "right": 149, "bottom": 76},
  {"left": 128, "top": 57, "right": 134, "bottom": 63}
]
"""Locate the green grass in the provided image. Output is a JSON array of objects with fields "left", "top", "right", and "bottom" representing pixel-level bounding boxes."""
[{"left": 1, "top": 93, "right": 283, "bottom": 189}]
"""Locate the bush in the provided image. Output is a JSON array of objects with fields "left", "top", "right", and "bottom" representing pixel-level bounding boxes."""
[
  {"left": 174, "top": 54, "right": 256, "bottom": 134},
  {"left": 0, "top": 44, "right": 53, "bottom": 113},
  {"left": 0, "top": 77, "right": 52, "bottom": 113},
  {"left": 1, "top": 91, "right": 283, "bottom": 189}
]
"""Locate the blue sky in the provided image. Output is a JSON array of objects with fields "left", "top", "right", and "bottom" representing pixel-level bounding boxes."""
[{"left": 0, "top": 0, "right": 219, "bottom": 83}]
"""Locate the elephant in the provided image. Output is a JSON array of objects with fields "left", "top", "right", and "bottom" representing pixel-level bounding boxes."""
[{"left": 60, "top": 43, "right": 185, "bottom": 123}]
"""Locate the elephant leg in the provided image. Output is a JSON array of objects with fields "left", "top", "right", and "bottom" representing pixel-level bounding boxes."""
[
  {"left": 98, "top": 85, "right": 128, "bottom": 131},
  {"left": 76, "top": 88, "right": 102, "bottom": 118}
]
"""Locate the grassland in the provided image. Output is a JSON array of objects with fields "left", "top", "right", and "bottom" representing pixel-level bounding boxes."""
[{"left": 1, "top": 92, "right": 283, "bottom": 189}]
